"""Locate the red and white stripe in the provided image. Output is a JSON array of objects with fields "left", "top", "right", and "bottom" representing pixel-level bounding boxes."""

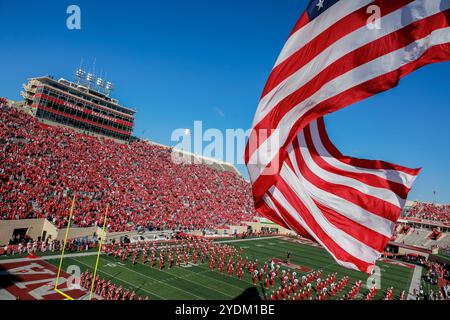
[
  {"left": 245, "top": 0, "right": 450, "bottom": 273},
  {"left": 263, "top": 119, "right": 420, "bottom": 273}
]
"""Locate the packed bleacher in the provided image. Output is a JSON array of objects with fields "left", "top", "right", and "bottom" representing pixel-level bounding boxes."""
[
  {"left": 0, "top": 106, "right": 256, "bottom": 232},
  {"left": 393, "top": 225, "right": 450, "bottom": 249},
  {"left": 404, "top": 202, "right": 450, "bottom": 223}
]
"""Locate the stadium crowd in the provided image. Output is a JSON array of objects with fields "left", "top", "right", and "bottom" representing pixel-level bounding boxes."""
[
  {"left": 0, "top": 106, "right": 256, "bottom": 232},
  {"left": 424, "top": 261, "right": 449, "bottom": 287},
  {"left": 405, "top": 202, "right": 450, "bottom": 222}
]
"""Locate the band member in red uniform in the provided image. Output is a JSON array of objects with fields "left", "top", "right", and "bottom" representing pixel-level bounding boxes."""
[
  {"left": 159, "top": 254, "right": 164, "bottom": 270},
  {"left": 132, "top": 252, "right": 137, "bottom": 265},
  {"left": 176, "top": 251, "right": 181, "bottom": 267},
  {"left": 277, "top": 287, "right": 282, "bottom": 300},
  {"left": 209, "top": 255, "right": 215, "bottom": 270},
  {"left": 253, "top": 259, "right": 258, "bottom": 272},
  {"left": 238, "top": 267, "right": 244, "bottom": 280},
  {"left": 183, "top": 251, "right": 189, "bottom": 266}
]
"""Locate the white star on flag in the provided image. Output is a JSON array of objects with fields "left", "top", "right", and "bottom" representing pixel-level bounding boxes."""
[{"left": 316, "top": 0, "right": 325, "bottom": 10}]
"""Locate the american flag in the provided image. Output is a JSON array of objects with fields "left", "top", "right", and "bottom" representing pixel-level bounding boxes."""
[{"left": 245, "top": 0, "right": 450, "bottom": 273}]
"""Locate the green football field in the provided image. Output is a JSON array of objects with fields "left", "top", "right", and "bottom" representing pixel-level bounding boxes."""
[{"left": 48, "top": 237, "right": 414, "bottom": 300}]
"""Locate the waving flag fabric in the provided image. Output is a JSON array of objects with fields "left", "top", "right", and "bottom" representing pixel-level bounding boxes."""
[{"left": 245, "top": 0, "right": 450, "bottom": 273}]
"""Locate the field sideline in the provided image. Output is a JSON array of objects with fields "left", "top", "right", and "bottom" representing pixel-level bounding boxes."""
[{"left": 45, "top": 237, "right": 415, "bottom": 300}]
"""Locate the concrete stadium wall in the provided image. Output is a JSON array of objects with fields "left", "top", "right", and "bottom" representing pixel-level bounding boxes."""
[
  {"left": 243, "top": 220, "right": 295, "bottom": 235},
  {"left": 0, "top": 219, "right": 45, "bottom": 245},
  {"left": 0, "top": 217, "right": 294, "bottom": 245},
  {"left": 55, "top": 226, "right": 100, "bottom": 241},
  {"left": 42, "top": 219, "right": 59, "bottom": 241},
  {"left": 104, "top": 230, "right": 139, "bottom": 243},
  {"left": 218, "top": 220, "right": 296, "bottom": 236},
  {"left": 0, "top": 219, "right": 102, "bottom": 245},
  {"left": 398, "top": 247, "right": 430, "bottom": 259}
]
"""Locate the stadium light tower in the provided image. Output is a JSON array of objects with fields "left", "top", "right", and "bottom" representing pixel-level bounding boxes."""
[
  {"left": 106, "top": 81, "right": 114, "bottom": 96},
  {"left": 86, "top": 73, "right": 95, "bottom": 89},
  {"left": 96, "top": 77, "right": 105, "bottom": 93},
  {"left": 75, "top": 68, "right": 86, "bottom": 85}
]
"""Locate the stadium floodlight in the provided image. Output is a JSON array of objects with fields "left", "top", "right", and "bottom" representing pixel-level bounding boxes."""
[
  {"left": 96, "top": 78, "right": 105, "bottom": 93},
  {"left": 75, "top": 68, "right": 86, "bottom": 84},
  {"left": 86, "top": 73, "right": 95, "bottom": 82},
  {"left": 86, "top": 73, "right": 95, "bottom": 89},
  {"left": 106, "top": 82, "right": 114, "bottom": 96},
  {"left": 96, "top": 78, "right": 105, "bottom": 88}
]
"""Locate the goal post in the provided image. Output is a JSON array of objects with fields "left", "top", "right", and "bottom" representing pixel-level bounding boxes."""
[{"left": 53, "top": 194, "right": 109, "bottom": 300}]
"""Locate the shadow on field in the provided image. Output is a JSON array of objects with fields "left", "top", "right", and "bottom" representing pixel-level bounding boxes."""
[
  {"left": 0, "top": 265, "right": 22, "bottom": 294},
  {"left": 232, "top": 286, "right": 262, "bottom": 301}
]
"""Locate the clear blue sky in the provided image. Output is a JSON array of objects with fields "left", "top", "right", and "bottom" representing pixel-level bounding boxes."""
[{"left": 0, "top": 0, "right": 449, "bottom": 203}]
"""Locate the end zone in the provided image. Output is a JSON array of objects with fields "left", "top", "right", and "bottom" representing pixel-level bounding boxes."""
[{"left": 0, "top": 259, "right": 90, "bottom": 300}]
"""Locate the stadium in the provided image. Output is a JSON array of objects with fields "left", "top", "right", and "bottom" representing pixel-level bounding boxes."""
[
  {"left": 0, "top": 82, "right": 449, "bottom": 301},
  {"left": 0, "top": 1, "right": 449, "bottom": 313}
]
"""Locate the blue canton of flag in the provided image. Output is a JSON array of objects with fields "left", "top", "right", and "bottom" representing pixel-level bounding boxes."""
[{"left": 306, "top": 0, "right": 341, "bottom": 20}]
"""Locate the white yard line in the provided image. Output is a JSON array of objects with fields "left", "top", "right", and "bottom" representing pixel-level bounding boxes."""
[
  {"left": 0, "top": 251, "right": 99, "bottom": 264},
  {"left": 407, "top": 265, "right": 423, "bottom": 300},
  {"left": 129, "top": 262, "right": 233, "bottom": 299},
  {"left": 206, "top": 269, "right": 262, "bottom": 292},
  {"left": 101, "top": 256, "right": 205, "bottom": 300},
  {"left": 163, "top": 268, "right": 248, "bottom": 297},
  {"left": 0, "top": 235, "right": 285, "bottom": 300},
  {"left": 104, "top": 261, "right": 239, "bottom": 297},
  {"left": 0, "top": 236, "right": 284, "bottom": 265},
  {"left": 107, "top": 257, "right": 254, "bottom": 297},
  {"left": 176, "top": 264, "right": 254, "bottom": 294},
  {"left": 68, "top": 257, "right": 167, "bottom": 300}
]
